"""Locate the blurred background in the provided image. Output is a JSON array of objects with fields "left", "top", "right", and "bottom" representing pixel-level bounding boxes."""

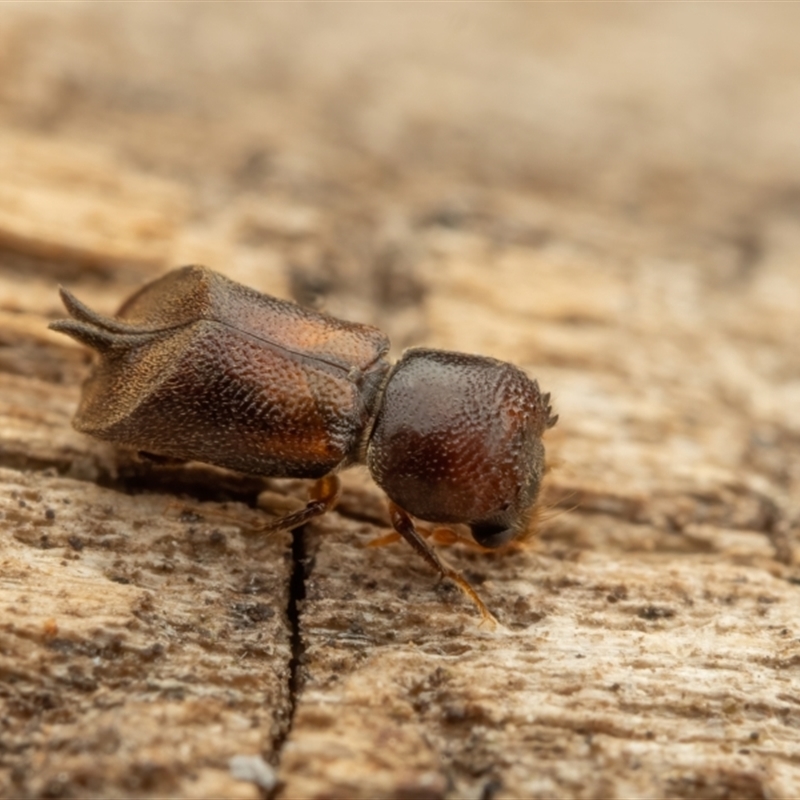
[{"left": 3, "top": 5, "right": 799, "bottom": 291}]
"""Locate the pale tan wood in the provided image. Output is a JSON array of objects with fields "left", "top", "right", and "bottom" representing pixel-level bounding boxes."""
[{"left": 1, "top": 5, "right": 799, "bottom": 799}]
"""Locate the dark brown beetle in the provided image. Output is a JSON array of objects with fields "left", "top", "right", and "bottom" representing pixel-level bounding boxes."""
[{"left": 50, "top": 266, "right": 557, "bottom": 621}]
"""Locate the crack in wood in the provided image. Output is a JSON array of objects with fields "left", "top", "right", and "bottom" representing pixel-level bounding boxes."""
[{"left": 266, "top": 526, "right": 308, "bottom": 799}]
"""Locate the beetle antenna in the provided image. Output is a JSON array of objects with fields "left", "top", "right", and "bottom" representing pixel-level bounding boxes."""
[{"left": 519, "top": 488, "right": 580, "bottom": 541}]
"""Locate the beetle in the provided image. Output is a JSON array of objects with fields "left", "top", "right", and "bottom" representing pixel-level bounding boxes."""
[{"left": 50, "top": 266, "right": 557, "bottom": 621}]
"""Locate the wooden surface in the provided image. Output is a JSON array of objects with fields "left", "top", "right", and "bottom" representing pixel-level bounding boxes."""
[{"left": 1, "top": 5, "right": 799, "bottom": 799}]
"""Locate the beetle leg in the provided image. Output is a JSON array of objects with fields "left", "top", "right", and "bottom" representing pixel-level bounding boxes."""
[
  {"left": 427, "top": 526, "right": 488, "bottom": 549},
  {"left": 259, "top": 474, "right": 341, "bottom": 534},
  {"left": 365, "top": 531, "right": 403, "bottom": 548},
  {"left": 388, "top": 502, "right": 497, "bottom": 626},
  {"left": 368, "top": 526, "right": 480, "bottom": 549}
]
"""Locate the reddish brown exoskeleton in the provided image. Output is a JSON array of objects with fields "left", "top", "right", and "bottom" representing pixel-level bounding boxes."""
[{"left": 50, "top": 266, "right": 557, "bottom": 621}]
